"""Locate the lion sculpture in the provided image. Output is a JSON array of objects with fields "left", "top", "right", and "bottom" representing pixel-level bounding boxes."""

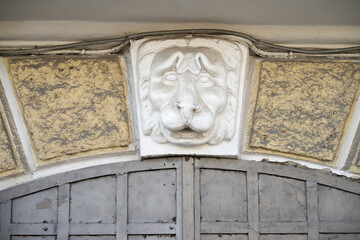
[{"left": 136, "top": 38, "right": 242, "bottom": 146}]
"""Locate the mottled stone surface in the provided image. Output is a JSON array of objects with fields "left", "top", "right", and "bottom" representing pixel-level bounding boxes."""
[
  {"left": 0, "top": 99, "right": 18, "bottom": 174},
  {"left": 248, "top": 60, "right": 360, "bottom": 163},
  {"left": 5, "top": 56, "right": 132, "bottom": 163}
]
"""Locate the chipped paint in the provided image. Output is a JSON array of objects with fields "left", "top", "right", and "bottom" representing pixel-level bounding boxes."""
[
  {"left": 247, "top": 60, "right": 360, "bottom": 166},
  {"left": 36, "top": 197, "right": 52, "bottom": 209},
  {"left": 5, "top": 56, "right": 132, "bottom": 165}
]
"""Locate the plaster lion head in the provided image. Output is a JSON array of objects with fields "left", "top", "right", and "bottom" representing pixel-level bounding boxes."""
[{"left": 136, "top": 38, "right": 242, "bottom": 146}]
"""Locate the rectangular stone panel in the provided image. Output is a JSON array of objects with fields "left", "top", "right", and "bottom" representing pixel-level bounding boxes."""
[
  {"left": 319, "top": 234, "right": 360, "bottom": 240},
  {"left": 248, "top": 60, "right": 360, "bottom": 164},
  {"left": 128, "top": 235, "right": 175, "bottom": 240},
  {"left": 318, "top": 185, "right": 360, "bottom": 221},
  {"left": 260, "top": 235, "right": 307, "bottom": 240},
  {"left": 12, "top": 187, "right": 58, "bottom": 223},
  {"left": 128, "top": 170, "right": 176, "bottom": 223},
  {"left": 5, "top": 56, "right": 132, "bottom": 164},
  {"left": 201, "top": 234, "right": 248, "bottom": 240},
  {"left": 259, "top": 174, "right": 306, "bottom": 222},
  {"left": 200, "top": 169, "right": 247, "bottom": 222},
  {"left": 70, "top": 176, "right": 116, "bottom": 223},
  {"left": 0, "top": 99, "right": 18, "bottom": 175}
]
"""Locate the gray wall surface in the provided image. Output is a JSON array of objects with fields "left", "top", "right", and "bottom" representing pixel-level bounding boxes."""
[
  {"left": 0, "top": 0, "right": 359, "bottom": 25},
  {"left": 0, "top": 158, "right": 359, "bottom": 240}
]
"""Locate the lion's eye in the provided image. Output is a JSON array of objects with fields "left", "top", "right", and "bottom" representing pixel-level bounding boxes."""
[
  {"left": 197, "top": 74, "right": 214, "bottom": 87},
  {"left": 162, "top": 72, "right": 177, "bottom": 85}
]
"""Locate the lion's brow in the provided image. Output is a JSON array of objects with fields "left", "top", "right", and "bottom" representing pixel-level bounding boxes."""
[
  {"left": 153, "top": 51, "right": 184, "bottom": 73},
  {"left": 195, "top": 52, "right": 225, "bottom": 76},
  {"left": 176, "top": 52, "right": 202, "bottom": 75}
]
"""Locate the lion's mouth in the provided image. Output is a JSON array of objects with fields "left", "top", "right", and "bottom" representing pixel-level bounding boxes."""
[
  {"left": 159, "top": 119, "right": 219, "bottom": 145},
  {"left": 168, "top": 127, "right": 210, "bottom": 139}
]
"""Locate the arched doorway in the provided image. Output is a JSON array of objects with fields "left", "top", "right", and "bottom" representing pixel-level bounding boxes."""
[{"left": 1, "top": 157, "right": 359, "bottom": 240}]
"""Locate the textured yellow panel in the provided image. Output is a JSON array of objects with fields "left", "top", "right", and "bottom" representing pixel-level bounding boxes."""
[
  {"left": 6, "top": 56, "right": 132, "bottom": 164},
  {"left": 247, "top": 60, "right": 360, "bottom": 165},
  {"left": 0, "top": 98, "right": 19, "bottom": 175}
]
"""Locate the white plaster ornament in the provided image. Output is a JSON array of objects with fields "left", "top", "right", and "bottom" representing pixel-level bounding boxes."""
[{"left": 131, "top": 37, "right": 248, "bottom": 157}]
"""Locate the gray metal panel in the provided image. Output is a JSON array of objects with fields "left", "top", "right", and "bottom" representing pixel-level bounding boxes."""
[
  {"left": 57, "top": 184, "right": 69, "bottom": 240},
  {"left": 70, "top": 176, "right": 116, "bottom": 224},
  {"left": 201, "top": 235, "right": 248, "bottom": 240},
  {"left": 319, "top": 234, "right": 360, "bottom": 240},
  {"left": 318, "top": 185, "right": 360, "bottom": 221},
  {"left": 260, "top": 235, "right": 307, "bottom": 240},
  {"left": 183, "top": 157, "right": 194, "bottom": 240},
  {"left": 319, "top": 222, "right": 360, "bottom": 233},
  {"left": 70, "top": 236, "right": 116, "bottom": 240},
  {"left": 200, "top": 169, "right": 247, "bottom": 222},
  {"left": 12, "top": 188, "right": 58, "bottom": 224},
  {"left": 201, "top": 222, "right": 248, "bottom": 234},
  {"left": 0, "top": 158, "right": 181, "bottom": 202},
  {"left": 116, "top": 174, "right": 127, "bottom": 240},
  {"left": 128, "top": 235, "right": 175, "bottom": 240},
  {"left": 0, "top": 157, "right": 359, "bottom": 240},
  {"left": 127, "top": 223, "right": 176, "bottom": 234},
  {"left": 128, "top": 169, "right": 176, "bottom": 223},
  {"left": 1, "top": 158, "right": 358, "bottom": 203},
  {"left": 69, "top": 223, "right": 115, "bottom": 235},
  {"left": 247, "top": 172, "right": 259, "bottom": 240},
  {"left": 0, "top": 201, "right": 11, "bottom": 240},
  {"left": 306, "top": 181, "right": 319, "bottom": 240},
  {"left": 11, "top": 223, "right": 56, "bottom": 235},
  {"left": 259, "top": 222, "right": 308, "bottom": 234},
  {"left": 196, "top": 158, "right": 360, "bottom": 194},
  {"left": 258, "top": 174, "right": 306, "bottom": 222},
  {"left": 11, "top": 237, "right": 56, "bottom": 240}
]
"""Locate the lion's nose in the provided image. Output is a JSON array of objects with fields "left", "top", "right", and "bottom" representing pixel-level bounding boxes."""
[
  {"left": 176, "top": 73, "right": 201, "bottom": 124},
  {"left": 175, "top": 102, "right": 200, "bottom": 125}
]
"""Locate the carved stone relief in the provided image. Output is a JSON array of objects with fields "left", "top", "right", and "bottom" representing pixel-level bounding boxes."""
[{"left": 131, "top": 37, "right": 248, "bottom": 156}]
